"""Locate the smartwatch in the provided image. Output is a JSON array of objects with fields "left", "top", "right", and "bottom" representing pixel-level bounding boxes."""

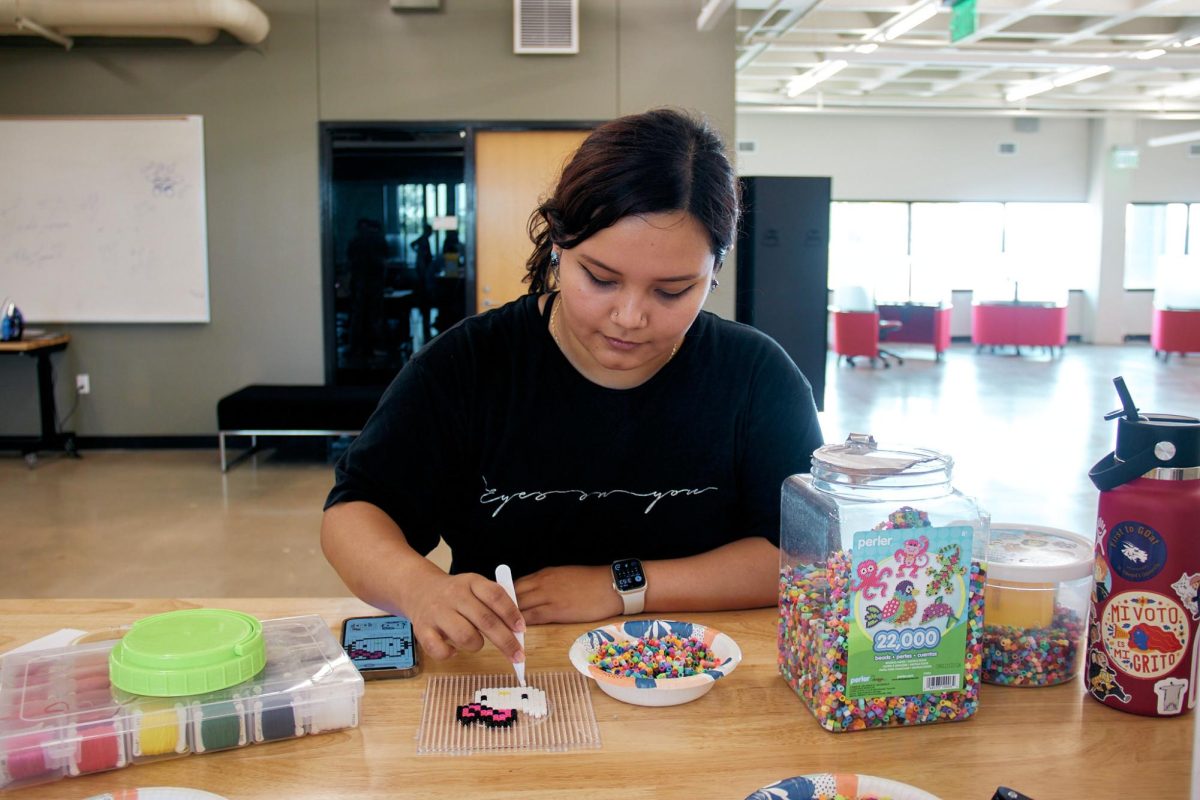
[{"left": 611, "top": 558, "right": 647, "bottom": 615}]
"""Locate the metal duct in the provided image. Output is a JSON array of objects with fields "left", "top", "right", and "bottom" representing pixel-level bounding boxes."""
[{"left": 0, "top": 0, "right": 270, "bottom": 47}]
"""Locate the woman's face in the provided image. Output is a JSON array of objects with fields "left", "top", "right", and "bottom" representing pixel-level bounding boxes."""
[{"left": 554, "top": 211, "right": 716, "bottom": 389}]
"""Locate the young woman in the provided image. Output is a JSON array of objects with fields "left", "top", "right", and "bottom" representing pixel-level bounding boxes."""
[{"left": 322, "top": 108, "right": 823, "bottom": 665}]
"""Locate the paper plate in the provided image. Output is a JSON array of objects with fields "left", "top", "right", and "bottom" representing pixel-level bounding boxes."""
[
  {"left": 745, "top": 773, "right": 941, "bottom": 800},
  {"left": 82, "top": 789, "right": 230, "bottom": 800},
  {"left": 567, "top": 619, "right": 741, "bottom": 707}
]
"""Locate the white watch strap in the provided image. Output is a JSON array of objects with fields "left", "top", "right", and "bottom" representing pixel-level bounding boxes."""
[{"left": 621, "top": 588, "right": 646, "bottom": 615}]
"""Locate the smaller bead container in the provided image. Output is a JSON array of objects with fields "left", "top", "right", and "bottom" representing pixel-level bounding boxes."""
[{"left": 982, "top": 524, "right": 1094, "bottom": 687}]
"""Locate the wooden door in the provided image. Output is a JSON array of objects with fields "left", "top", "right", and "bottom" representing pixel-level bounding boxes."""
[{"left": 474, "top": 130, "right": 589, "bottom": 313}]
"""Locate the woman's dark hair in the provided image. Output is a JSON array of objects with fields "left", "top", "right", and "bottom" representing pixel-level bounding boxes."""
[{"left": 524, "top": 108, "right": 740, "bottom": 294}]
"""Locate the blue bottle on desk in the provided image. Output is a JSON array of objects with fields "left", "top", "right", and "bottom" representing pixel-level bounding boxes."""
[{"left": 0, "top": 302, "right": 23, "bottom": 342}]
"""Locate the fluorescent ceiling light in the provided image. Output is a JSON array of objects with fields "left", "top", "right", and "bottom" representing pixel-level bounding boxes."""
[
  {"left": 1185, "top": 35, "right": 1200, "bottom": 47},
  {"left": 1153, "top": 77, "right": 1200, "bottom": 98},
  {"left": 852, "top": 43, "right": 879, "bottom": 54},
  {"left": 785, "top": 59, "right": 849, "bottom": 97},
  {"left": 1147, "top": 129, "right": 1200, "bottom": 147},
  {"left": 1132, "top": 48, "right": 1166, "bottom": 60},
  {"left": 879, "top": 0, "right": 939, "bottom": 42},
  {"left": 1005, "top": 65, "right": 1111, "bottom": 102}
]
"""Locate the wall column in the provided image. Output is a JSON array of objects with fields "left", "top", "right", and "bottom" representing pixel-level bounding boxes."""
[{"left": 1084, "top": 116, "right": 1136, "bottom": 344}]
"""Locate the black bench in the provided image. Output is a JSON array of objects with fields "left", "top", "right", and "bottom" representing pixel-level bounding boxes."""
[{"left": 216, "top": 384, "right": 384, "bottom": 472}]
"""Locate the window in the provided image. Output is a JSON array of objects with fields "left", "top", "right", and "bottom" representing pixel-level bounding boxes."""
[
  {"left": 910, "top": 202, "right": 1002, "bottom": 300},
  {"left": 828, "top": 202, "right": 908, "bottom": 300},
  {"left": 1124, "top": 203, "right": 1194, "bottom": 290},
  {"left": 829, "top": 201, "right": 1091, "bottom": 301}
]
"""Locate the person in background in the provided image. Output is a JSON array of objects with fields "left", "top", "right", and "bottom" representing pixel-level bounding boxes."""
[
  {"left": 322, "top": 108, "right": 823, "bottom": 666},
  {"left": 346, "top": 217, "right": 388, "bottom": 358},
  {"left": 410, "top": 223, "right": 436, "bottom": 343}
]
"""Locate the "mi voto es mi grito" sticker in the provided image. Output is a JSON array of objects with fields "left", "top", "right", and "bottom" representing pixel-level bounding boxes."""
[{"left": 1101, "top": 591, "right": 1190, "bottom": 678}]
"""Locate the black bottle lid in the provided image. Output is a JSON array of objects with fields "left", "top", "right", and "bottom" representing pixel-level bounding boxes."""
[{"left": 1090, "top": 377, "right": 1200, "bottom": 490}]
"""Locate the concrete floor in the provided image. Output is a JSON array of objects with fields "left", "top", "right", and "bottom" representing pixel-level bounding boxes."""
[{"left": 2, "top": 341, "right": 1197, "bottom": 598}]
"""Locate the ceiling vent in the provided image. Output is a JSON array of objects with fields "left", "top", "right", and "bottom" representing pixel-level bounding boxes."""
[
  {"left": 514, "top": 0, "right": 578, "bottom": 55},
  {"left": 1190, "top": 143, "right": 1200, "bottom": 158},
  {"left": 737, "top": 140, "right": 757, "bottom": 153},
  {"left": 998, "top": 142, "right": 1017, "bottom": 155}
]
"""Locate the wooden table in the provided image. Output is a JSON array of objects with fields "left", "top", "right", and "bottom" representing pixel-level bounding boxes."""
[
  {"left": 0, "top": 333, "right": 76, "bottom": 465},
  {"left": 1, "top": 599, "right": 1191, "bottom": 799}
]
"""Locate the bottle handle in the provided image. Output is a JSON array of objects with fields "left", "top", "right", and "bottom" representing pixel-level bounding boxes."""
[{"left": 1088, "top": 447, "right": 1162, "bottom": 491}]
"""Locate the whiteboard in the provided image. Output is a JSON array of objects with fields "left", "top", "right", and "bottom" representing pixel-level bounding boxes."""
[{"left": 0, "top": 116, "right": 209, "bottom": 323}]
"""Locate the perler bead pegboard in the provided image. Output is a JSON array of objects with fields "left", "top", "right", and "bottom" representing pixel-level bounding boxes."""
[{"left": 417, "top": 672, "right": 600, "bottom": 755}]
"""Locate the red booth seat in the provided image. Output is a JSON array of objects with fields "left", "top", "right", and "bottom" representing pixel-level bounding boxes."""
[
  {"left": 1152, "top": 308, "right": 1200, "bottom": 360},
  {"left": 972, "top": 303, "right": 1067, "bottom": 351}
]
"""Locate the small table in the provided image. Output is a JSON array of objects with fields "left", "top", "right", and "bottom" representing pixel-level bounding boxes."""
[
  {"left": 0, "top": 333, "right": 78, "bottom": 465},
  {"left": 876, "top": 303, "right": 953, "bottom": 360}
]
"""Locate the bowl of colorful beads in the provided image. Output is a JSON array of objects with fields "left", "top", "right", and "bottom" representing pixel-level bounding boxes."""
[
  {"left": 744, "top": 772, "right": 941, "bottom": 800},
  {"left": 567, "top": 619, "right": 741, "bottom": 707}
]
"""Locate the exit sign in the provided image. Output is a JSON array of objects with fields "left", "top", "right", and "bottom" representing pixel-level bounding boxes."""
[{"left": 950, "top": 0, "right": 977, "bottom": 42}]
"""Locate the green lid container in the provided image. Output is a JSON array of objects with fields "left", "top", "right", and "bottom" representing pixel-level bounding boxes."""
[{"left": 109, "top": 609, "right": 266, "bottom": 697}]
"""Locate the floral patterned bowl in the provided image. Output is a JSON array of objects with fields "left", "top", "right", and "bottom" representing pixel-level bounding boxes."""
[
  {"left": 744, "top": 773, "right": 941, "bottom": 800},
  {"left": 567, "top": 619, "right": 741, "bottom": 707}
]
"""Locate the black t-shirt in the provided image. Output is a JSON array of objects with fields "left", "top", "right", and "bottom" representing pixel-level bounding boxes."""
[{"left": 325, "top": 293, "right": 823, "bottom": 579}]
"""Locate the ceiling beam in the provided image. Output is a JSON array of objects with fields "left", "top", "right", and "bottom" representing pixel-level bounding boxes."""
[{"left": 1049, "top": 0, "right": 1182, "bottom": 45}]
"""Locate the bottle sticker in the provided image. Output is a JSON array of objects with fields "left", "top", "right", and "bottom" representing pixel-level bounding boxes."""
[
  {"left": 1106, "top": 521, "right": 1167, "bottom": 582},
  {"left": 1154, "top": 677, "right": 1188, "bottom": 715},
  {"left": 847, "top": 525, "right": 974, "bottom": 699},
  {"left": 1169, "top": 572, "right": 1200, "bottom": 621},
  {"left": 1100, "top": 591, "right": 1190, "bottom": 678}
]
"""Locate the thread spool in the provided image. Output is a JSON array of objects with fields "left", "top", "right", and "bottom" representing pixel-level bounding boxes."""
[
  {"left": 306, "top": 693, "right": 359, "bottom": 734},
  {"left": 1, "top": 731, "right": 58, "bottom": 784},
  {"left": 71, "top": 721, "right": 126, "bottom": 775},
  {"left": 192, "top": 700, "right": 246, "bottom": 753},
  {"left": 254, "top": 695, "right": 301, "bottom": 743},
  {"left": 131, "top": 702, "right": 187, "bottom": 757}
]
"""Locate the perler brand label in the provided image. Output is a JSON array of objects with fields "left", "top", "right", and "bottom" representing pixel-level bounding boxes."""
[
  {"left": 1100, "top": 591, "right": 1190, "bottom": 678},
  {"left": 1107, "top": 521, "right": 1167, "bottom": 582},
  {"left": 846, "top": 525, "right": 974, "bottom": 700}
]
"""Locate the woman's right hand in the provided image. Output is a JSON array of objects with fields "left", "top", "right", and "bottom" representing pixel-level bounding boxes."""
[{"left": 405, "top": 571, "right": 526, "bottom": 663}]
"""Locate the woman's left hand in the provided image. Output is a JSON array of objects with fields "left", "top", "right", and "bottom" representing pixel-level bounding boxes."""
[{"left": 514, "top": 565, "right": 623, "bottom": 625}]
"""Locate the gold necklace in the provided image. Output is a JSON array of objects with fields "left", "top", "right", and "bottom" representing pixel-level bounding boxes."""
[{"left": 549, "top": 295, "right": 680, "bottom": 362}]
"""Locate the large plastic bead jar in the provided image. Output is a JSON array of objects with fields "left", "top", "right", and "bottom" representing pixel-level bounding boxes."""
[
  {"left": 981, "top": 525, "right": 1093, "bottom": 687},
  {"left": 778, "top": 434, "right": 990, "bottom": 732}
]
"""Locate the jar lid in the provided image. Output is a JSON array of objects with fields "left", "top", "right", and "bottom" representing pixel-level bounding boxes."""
[
  {"left": 986, "top": 525, "right": 1094, "bottom": 583},
  {"left": 813, "top": 433, "right": 948, "bottom": 476},
  {"left": 109, "top": 609, "right": 266, "bottom": 697}
]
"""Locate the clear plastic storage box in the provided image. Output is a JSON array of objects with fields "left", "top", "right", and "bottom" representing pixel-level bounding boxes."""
[
  {"left": 779, "top": 434, "right": 990, "bottom": 732},
  {"left": 0, "top": 615, "right": 363, "bottom": 792},
  {"left": 982, "top": 525, "right": 1093, "bottom": 687}
]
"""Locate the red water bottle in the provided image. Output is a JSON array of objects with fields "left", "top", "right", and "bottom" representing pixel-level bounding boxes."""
[{"left": 1087, "top": 377, "right": 1200, "bottom": 717}]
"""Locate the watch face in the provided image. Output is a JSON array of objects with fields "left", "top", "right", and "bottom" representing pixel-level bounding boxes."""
[{"left": 612, "top": 558, "right": 646, "bottom": 593}]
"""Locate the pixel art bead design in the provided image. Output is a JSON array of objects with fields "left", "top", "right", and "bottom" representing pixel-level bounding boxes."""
[{"left": 455, "top": 703, "right": 518, "bottom": 728}]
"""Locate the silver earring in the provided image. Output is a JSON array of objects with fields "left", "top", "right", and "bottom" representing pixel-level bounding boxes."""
[{"left": 710, "top": 278, "right": 720, "bottom": 290}]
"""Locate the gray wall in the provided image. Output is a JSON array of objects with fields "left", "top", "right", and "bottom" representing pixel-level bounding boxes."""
[{"left": 0, "top": 1, "right": 735, "bottom": 437}]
